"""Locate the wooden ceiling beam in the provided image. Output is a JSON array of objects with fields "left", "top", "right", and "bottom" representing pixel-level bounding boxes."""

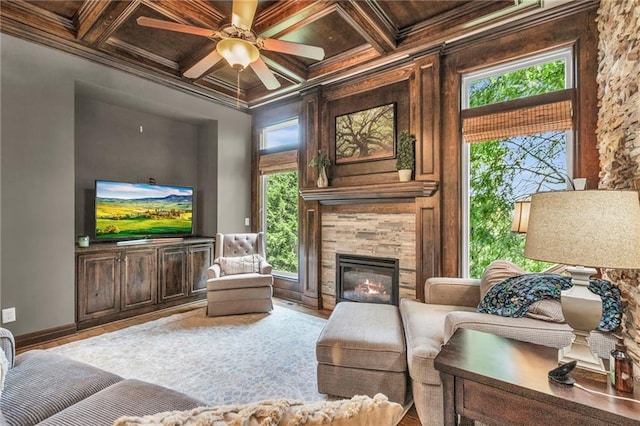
[
  {"left": 398, "top": 1, "right": 531, "bottom": 50},
  {"left": 0, "top": 0, "right": 76, "bottom": 39},
  {"left": 252, "top": 1, "right": 331, "bottom": 37},
  {"left": 260, "top": 52, "right": 308, "bottom": 83},
  {"left": 337, "top": 1, "right": 396, "bottom": 54},
  {"left": 76, "top": 0, "right": 139, "bottom": 46},
  {"left": 140, "top": 0, "right": 225, "bottom": 29}
]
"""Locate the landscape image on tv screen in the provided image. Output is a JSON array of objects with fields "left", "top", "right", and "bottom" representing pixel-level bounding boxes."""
[{"left": 95, "top": 180, "right": 193, "bottom": 240}]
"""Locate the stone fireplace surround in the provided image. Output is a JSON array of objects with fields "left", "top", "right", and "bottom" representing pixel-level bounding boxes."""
[
  {"left": 321, "top": 212, "right": 416, "bottom": 309},
  {"left": 300, "top": 181, "right": 439, "bottom": 310}
]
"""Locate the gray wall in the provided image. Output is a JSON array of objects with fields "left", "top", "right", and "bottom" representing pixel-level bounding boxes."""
[
  {"left": 74, "top": 97, "right": 209, "bottom": 237},
  {"left": 1, "top": 34, "right": 252, "bottom": 336}
]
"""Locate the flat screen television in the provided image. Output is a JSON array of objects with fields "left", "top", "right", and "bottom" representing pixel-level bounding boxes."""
[{"left": 95, "top": 180, "right": 194, "bottom": 240}]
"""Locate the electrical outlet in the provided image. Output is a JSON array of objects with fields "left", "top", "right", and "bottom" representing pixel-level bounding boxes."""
[
  {"left": 245, "top": 217, "right": 250, "bottom": 226},
  {"left": 2, "top": 307, "right": 16, "bottom": 323}
]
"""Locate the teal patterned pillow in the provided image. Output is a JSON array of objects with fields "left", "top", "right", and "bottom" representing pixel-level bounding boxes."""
[{"left": 477, "top": 273, "right": 621, "bottom": 332}]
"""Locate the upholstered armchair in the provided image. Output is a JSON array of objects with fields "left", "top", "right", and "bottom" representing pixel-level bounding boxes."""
[{"left": 206, "top": 232, "right": 274, "bottom": 317}]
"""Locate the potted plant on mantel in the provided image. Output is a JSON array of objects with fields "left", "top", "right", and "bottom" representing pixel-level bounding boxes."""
[
  {"left": 309, "top": 150, "right": 331, "bottom": 188},
  {"left": 396, "top": 130, "right": 415, "bottom": 182}
]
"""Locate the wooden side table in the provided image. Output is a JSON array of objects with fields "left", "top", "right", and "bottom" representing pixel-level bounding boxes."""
[{"left": 434, "top": 328, "right": 639, "bottom": 425}]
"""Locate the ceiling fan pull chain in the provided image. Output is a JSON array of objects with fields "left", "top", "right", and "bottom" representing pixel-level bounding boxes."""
[{"left": 236, "top": 69, "right": 240, "bottom": 109}]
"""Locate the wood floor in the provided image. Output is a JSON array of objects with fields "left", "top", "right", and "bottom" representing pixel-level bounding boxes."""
[{"left": 21, "top": 297, "right": 421, "bottom": 426}]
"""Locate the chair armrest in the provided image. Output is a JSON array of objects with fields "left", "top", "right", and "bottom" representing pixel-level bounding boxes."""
[
  {"left": 424, "top": 277, "right": 481, "bottom": 307},
  {"left": 207, "top": 264, "right": 222, "bottom": 279},
  {"left": 1, "top": 327, "right": 16, "bottom": 368},
  {"left": 443, "top": 311, "right": 573, "bottom": 349},
  {"left": 259, "top": 260, "right": 272, "bottom": 275}
]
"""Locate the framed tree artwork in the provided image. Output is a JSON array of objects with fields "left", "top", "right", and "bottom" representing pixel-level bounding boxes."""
[{"left": 334, "top": 102, "right": 396, "bottom": 164}]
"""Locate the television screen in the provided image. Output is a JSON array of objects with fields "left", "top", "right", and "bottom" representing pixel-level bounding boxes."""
[{"left": 95, "top": 180, "right": 193, "bottom": 240}]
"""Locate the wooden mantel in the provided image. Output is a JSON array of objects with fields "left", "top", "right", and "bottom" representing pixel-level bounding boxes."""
[{"left": 299, "top": 181, "right": 438, "bottom": 204}]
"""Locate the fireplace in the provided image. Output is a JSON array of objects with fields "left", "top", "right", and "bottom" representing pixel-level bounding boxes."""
[{"left": 336, "top": 253, "right": 399, "bottom": 305}]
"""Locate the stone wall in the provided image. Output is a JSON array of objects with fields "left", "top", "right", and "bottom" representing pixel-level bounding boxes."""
[
  {"left": 321, "top": 212, "right": 416, "bottom": 309},
  {"left": 596, "top": 0, "right": 640, "bottom": 371}
]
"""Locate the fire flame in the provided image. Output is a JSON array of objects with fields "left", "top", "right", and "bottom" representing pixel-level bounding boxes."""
[{"left": 355, "top": 279, "right": 388, "bottom": 295}]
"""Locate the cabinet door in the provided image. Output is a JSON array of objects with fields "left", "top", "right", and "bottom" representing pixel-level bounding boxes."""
[
  {"left": 188, "top": 243, "right": 214, "bottom": 295},
  {"left": 77, "top": 252, "right": 121, "bottom": 322},
  {"left": 159, "top": 246, "right": 187, "bottom": 301},
  {"left": 121, "top": 248, "right": 157, "bottom": 310}
]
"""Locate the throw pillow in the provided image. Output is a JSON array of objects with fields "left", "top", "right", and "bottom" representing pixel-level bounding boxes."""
[
  {"left": 113, "top": 393, "right": 403, "bottom": 426},
  {"left": 525, "top": 299, "right": 564, "bottom": 323},
  {"left": 216, "top": 254, "right": 263, "bottom": 276},
  {"left": 480, "top": 259, "right": 526, "bottom": 299}
]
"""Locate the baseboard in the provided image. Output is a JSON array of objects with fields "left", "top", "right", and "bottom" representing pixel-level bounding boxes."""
[{"left": 15, "top": 322, "right": 77, "bottom": 350}]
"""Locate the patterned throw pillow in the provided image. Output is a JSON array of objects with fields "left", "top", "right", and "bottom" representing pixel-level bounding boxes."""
[{"left": 216, "top": 255, "right": 263, "bottom": 276}]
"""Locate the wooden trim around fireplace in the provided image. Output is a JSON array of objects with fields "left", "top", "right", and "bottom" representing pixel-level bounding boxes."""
[{"left": 300, "top": 181, "right": 438, "bottom": 204}]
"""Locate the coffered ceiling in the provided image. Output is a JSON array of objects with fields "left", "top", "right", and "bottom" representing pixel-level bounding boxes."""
[{"left": 0, "top": 0, "right": 583, "bottom": 109}]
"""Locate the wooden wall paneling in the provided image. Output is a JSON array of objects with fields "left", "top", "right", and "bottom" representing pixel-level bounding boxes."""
[
  {"left": 415, "top": 196, "right": 441, "bottom": 302},
  {"left": 301, "top": 202, "right": 321, "bottom": 309},
  {"left": 413, "top": 53, "right": 441, "bottom": 181},
  {"left": 301, "top": 88, "right": 322, "bottom": 188},
  {"left": 572, "top": 7, "right": 600, "bottom": 188},
  {"left": 440, "top": 53, "right": 462, "bottom": 278},
  {"left": 439, "top": 8, "right": 599, "bottom": 278},
  {"left": 273, "top": 276, "right": 302, "bottom": 302},
  {"left": 322, "top": 70, "right": 413, "bottom": 186}
]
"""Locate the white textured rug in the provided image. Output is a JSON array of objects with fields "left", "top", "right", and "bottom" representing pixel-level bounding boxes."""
[{"left": 47, "top": 305, "right": 328, "bottom": 405}]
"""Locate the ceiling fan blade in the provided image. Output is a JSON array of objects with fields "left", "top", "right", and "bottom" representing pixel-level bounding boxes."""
[
  {"left": 184, "top": 50, "right": 223, "bottom": 79},
  {"left": 260, "top": 38, "right": 325, "bottom": 61},
  {"left": 250, "top": 58, "right": 281, "bottom": 90},
  {"left": 232, "top": 0, "right": 258, "bottom": 31},
  {"left": 136, "top": 17, "right": 217, "bottom": 38}
]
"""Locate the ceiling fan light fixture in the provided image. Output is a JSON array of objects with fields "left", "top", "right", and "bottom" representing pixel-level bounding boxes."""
[{"left": 216, "top": 38, "right": 259, "bottom": 70}]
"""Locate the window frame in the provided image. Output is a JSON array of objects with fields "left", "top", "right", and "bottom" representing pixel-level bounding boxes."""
[
  {"left": 460, "top": 48, "right": 575, "bottom": 277},
  {"left": 258, "top": 118, "right": 300, "bottom": 278}
]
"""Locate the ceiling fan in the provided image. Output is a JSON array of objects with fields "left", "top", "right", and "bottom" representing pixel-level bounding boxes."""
[{"left": 136, "top": 0, "right": 325, "bottom": 91}]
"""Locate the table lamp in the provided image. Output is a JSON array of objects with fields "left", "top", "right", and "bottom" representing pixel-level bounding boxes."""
[{"left": 523, "top": 189, "right": 640, "bottom": 375}]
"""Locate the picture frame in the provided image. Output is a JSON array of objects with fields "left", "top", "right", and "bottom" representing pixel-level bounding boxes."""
[{"left": 334, "top": 102, "right": 396, "bottom": 164}]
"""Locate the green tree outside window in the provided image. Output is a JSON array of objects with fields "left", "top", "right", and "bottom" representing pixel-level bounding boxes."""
[
  {"left": 265, "top": 171, "right": 298, "bottom": 274},
  {"left": 467, "top": 59, "right": 568, "bottom": 277}
]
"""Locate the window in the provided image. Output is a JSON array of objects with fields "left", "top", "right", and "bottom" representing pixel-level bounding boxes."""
[
  {"left": 461, "top": 49, "right": 574, "bottom": 278},
  {"left": 259, "top": 119, "right": 299, "bottom": 276}
]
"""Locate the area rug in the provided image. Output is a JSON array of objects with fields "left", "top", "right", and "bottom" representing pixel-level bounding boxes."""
[{"left": 46, "top": 305, "right": 328, "bottom": 405}]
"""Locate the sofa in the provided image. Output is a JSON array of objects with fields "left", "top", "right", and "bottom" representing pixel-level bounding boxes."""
[
  {"left": 0, "top": 327, "right": 403, "bottom": 426},
  {"left": 0, "top": 327, "right": 205, "bottom": 426},
  {"left": 399, "top": 268, "right": 616, "bottom": 426}
]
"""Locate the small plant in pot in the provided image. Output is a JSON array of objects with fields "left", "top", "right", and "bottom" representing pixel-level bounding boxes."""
[
  {"left": 309, "top": 150, "right": 331, "bottom": 188},
  {"left": 396, "top": 131, "right": 415, "bottom": 182}
]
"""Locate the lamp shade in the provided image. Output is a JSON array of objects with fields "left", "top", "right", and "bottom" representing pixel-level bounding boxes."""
[
  {"left": 524, "top": 190, "right": 640, "bottom": 269},
  {"left": 216, "top": 38, "right": 259, "bottom": 70}
]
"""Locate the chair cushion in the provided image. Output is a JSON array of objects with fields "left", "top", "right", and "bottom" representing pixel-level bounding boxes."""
[
  {"left": 216, "top": 254, "right": 263, "bottom": 276},
  {"left": 1, "top": 350, "right": 123, "bottom": 426},
  {"left": 207, "top": 273, "right": 273, "bottom": 291}
]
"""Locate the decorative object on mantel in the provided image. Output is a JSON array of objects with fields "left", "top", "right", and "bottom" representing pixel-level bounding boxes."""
[
  {"left": 309, "top": 150, "right": 331, "bottom": 188},
  {"left": 396, "top": 131, "right": 415, "bottom": 182}
]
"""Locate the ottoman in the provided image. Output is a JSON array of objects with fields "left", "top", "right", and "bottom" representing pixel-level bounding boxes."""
[{"left": 316, "top": 301, "right": 409, "bottom": 404}]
